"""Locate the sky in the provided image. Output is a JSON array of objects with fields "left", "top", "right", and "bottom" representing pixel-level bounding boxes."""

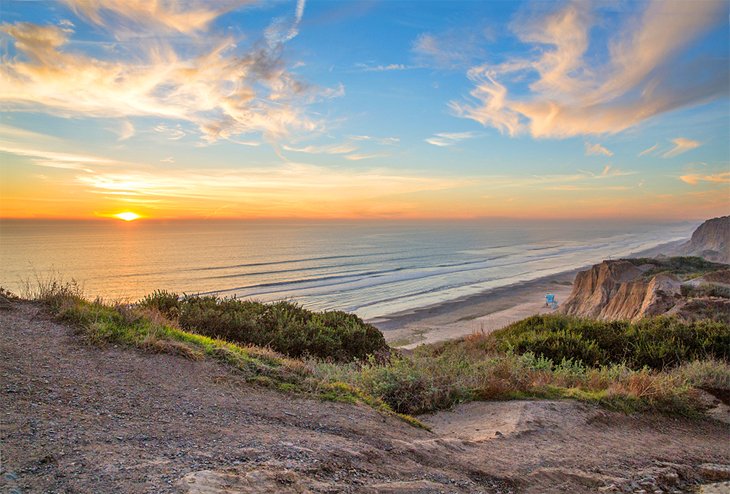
[{"left": 0, "top": 0, "right": 728, "bottom": 221}]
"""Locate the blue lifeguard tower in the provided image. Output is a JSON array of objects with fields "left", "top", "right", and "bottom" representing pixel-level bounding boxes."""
[{"left": 545, "top": 293, "right": 558, "bottom": 309}]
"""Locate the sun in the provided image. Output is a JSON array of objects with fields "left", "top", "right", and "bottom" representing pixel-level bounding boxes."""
[{"left": 114, "top": 212, "right": 141, "bottom": 221}]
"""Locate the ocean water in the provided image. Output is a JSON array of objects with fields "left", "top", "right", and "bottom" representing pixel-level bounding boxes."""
[{"left": 0, "top": 219, "right": 696, "bottom": 320}]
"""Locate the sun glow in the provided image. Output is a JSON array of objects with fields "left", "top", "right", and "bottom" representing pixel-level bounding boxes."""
[{"left": 114, "top": 212, "right": 141, "bottom": 221}]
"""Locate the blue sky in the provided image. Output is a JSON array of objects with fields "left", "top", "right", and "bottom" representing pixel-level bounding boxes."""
[{"left": 0, "top": 0, "right": 728, "bottom": 219}]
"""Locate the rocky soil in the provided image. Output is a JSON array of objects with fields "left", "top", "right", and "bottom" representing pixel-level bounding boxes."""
[{"left": 2, "top": 301, "right": 729, "bottom": 493}]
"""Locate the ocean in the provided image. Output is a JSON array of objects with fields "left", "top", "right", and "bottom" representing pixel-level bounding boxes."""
[{"left": 0, "top": 219, "right": 696, "bottom": 320}]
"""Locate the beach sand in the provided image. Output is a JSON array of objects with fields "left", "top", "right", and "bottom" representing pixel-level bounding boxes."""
[
  {"left": 373, "top": 239, "right": 685, "bottom": 349},
  {"left": 374, "top": 270, "right": 576, "bottom": 349}
]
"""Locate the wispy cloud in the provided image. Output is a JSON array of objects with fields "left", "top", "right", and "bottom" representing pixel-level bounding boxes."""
[
  {"left": 544, "top": 184, "right": 632, "bottom": 191},
  {"left": 638, "top": 143, "right": 659, "bottom": 157},
  {"left": 265, "top": 0, "right": 306, "bottom": 46},
  {"left": 425, "top": 131, "right": 479, "bottom": 147},
  {"left": 354, "top": 63, "right": 418, "bottom": 72},
  {"left": 0, "top": 142, "right": 114, "bottom": 172},
  {"left": 577, "top": 164, "right": 636, "bottom": 179},
  {"left": 63, "top": 0, "right": 250, "bottom": 35},
  {"left": 0, "top": 1, "right": 336, "bottom": 144},
  {"left": 282, "top": 143, "right": 357, "bottom": 155},
  {"left": 662, "top": 137, "right": 702, "bottom": 158},
  {"left": 349, "top": 135, "right": 400, "bottom": 145},
  {"left": 679, "top": 172, "right": 730, "bottom": 185},
  {"left": 73, "top": 161, "right": 467, "bottom": 217},
  {"left": 343, "top": 153, "right": 387, "bottom": 161},
  {"left": 153, "top": 124, "right": 186, "bottom": 141},
  {"left": 451, "top": 0, "right": 728, "bottom": 138},
  {"left": 412, "top": 28, "right": 491, "bottom": 68},
  {"left": 115, "top": 120, "right": 135, "bottom": 141},
  {"left": 584, "top": 142, "right": 613, "bottom": 157},
  {"left": 282, "top": 134, "right": 399, "bottom": 157}
]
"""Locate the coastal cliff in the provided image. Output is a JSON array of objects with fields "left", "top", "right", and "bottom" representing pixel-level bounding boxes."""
[
  {"left": 560, "top": 217, "right": 730, "bottom": 322},
  {"left": 559, "top": 257, "right": 729, "bottom": 322},
  {"left": 559, "top": 260, "right": 681, "bottom": 321},
  {"left": 680, "top": 215, "right": 730, "bottom": 264}
]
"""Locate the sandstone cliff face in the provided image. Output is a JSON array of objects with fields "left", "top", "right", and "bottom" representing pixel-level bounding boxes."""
[
  {"left": 680, "top": 215, "right": 730, "bottom": 264},
  {"left": 559, "top": 261, "right": 681, "bottom": 321},
  {"left": 559, "top": 218, "right": 730, "bottom": 322},
  {"left": 559, "top": 260, "right": 643, "bottom": 319}
]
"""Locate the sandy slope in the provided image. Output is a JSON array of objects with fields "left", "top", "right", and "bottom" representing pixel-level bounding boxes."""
[{"left": 1, "top": 301, "right": 729, "bottom": 493}]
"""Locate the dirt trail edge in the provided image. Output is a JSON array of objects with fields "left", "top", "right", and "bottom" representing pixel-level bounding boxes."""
[{"left": 2, "top": 301, "right": 729, "bottom": 493}]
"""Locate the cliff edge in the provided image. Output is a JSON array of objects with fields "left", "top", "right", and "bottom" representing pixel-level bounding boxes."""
[
  {"left": 560, "top": 257, "right": 729, "bottom": 322},
  {"left": 680, "top": 215, "right": 730, "bottom": 264}
]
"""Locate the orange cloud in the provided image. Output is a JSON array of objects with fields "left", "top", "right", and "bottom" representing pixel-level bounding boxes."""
[
  {"left": 451, "top": 0, "right": 727, "bottom": 138},
  {"left": 679, "top": 172, "right": 730, "bottom": 185},
  {"left": 0, "top": 1, "right": 335, "bottom": 144},
  {"left": 663, "top": 137, "right": 702, "bottom": 158},
  {"left": 63, "top": 0, "right": 249, "bottom": 35}
]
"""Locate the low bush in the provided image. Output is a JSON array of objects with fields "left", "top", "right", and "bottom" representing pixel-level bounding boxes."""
[
  {"left": 626, "top": 256, "right": 727, "bottom": 280},
  {"left": 313, "top": 348, "right": 715, "bottom": 416},
  {"left": 492, "top": 314, "right": 729, "bottom": 370},
  {"left": 139, "top": 290, "right": 181, "bottom": 316},
  {"left": 681, "top": 283, "right": 730, "bottom": 299},
  {"left": 139, "top": 293, "right": 388, "bottom": 362}
]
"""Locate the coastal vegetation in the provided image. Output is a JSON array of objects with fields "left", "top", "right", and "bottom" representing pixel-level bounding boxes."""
[
  {"left": 139, "top": 290, "right": 387, "bottom": 362},
  {"left": 11, "top": 276, "right": 730, "bottom": 426},
  {"left": 626, "top": 256, "right": 728, "bottom": 280},
  {"left": 490, "top": 314, "right": 729, "bottom": 370}
]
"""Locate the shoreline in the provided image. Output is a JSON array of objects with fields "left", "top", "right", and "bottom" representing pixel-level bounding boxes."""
[{"left": 373, "top": 238, "right": 685, "bottom": 349}]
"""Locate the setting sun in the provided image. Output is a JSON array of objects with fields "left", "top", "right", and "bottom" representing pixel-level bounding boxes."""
[{"left": 114, "top": 212, "right": 141, "bottom": 222}]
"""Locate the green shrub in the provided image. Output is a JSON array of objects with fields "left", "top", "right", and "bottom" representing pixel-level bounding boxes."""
[
  {"left": 493, "top": 314, "right": 730, "bottom": 370},
  {"left": 673, "top": 359, "right": 730, "bottom": 391},
  {"left": 681, "top": 283, "right": 730, "bottom": 299},
  {"left": 355, "top": 357, "right": 436, "bottom": 414},
  {"left": 138, "top": 290, "right": 181, "bottom": 317},
  {"left": 626, "top": 256, "right": 727, "bottom": 280},
  {"left": 139, "top": 293, "right": 389, "bottom": 362}
]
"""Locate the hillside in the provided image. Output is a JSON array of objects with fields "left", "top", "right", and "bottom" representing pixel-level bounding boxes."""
[
  {"left": 559, "top": 257, "right": 730, "bottom": 322},
  {"left": 2, "top": 299, "right": 730, "bottom": 493},
  {"left": 680, "top": 216, "right": 730, "bottom": 264}
]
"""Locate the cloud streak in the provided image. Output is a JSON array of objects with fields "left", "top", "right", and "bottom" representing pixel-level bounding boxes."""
[
  {"left": 282, "top": 143, "right": 358, "bottom": 155},
  {"left": 349, "top": 135, "right": 400, "bottom": 145},
  {"left": 355, "top": 63, "right": 418, "bottom": 72},
  {"left": 74, "top": 162, "right": 467, "bottom": 216},
  {"left": 425, "top": 131, "right": 480, "bottom": 147},
  {"left": 638, "top": 144, "right": 659, "bottom": 157},
  {"left": 585, "top": 142, "right": 613, "bottom": 157},
  {"left": 63, "top": 0, "right": 250, "bottom": 35},
  {"left": 451, "top": 0, "right": 728, "bottom": 138},
  {"left": 662, "top": 137, "right": 702, "bottom": 158},
  {"left": 679, "top": 172, "right": 730, "bottom": 185}
]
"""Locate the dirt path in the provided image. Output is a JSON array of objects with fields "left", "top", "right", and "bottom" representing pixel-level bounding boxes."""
[{"left": 2, "top": 301, "right": 729, "bottom": 493}]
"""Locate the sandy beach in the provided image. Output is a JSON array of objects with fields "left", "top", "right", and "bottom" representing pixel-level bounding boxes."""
[
  {"left": 373, "top": 270, "right": 576, "bottom": 349},
  {"left": 374, "top": 240, "right": 685, "bottom": 349}
]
